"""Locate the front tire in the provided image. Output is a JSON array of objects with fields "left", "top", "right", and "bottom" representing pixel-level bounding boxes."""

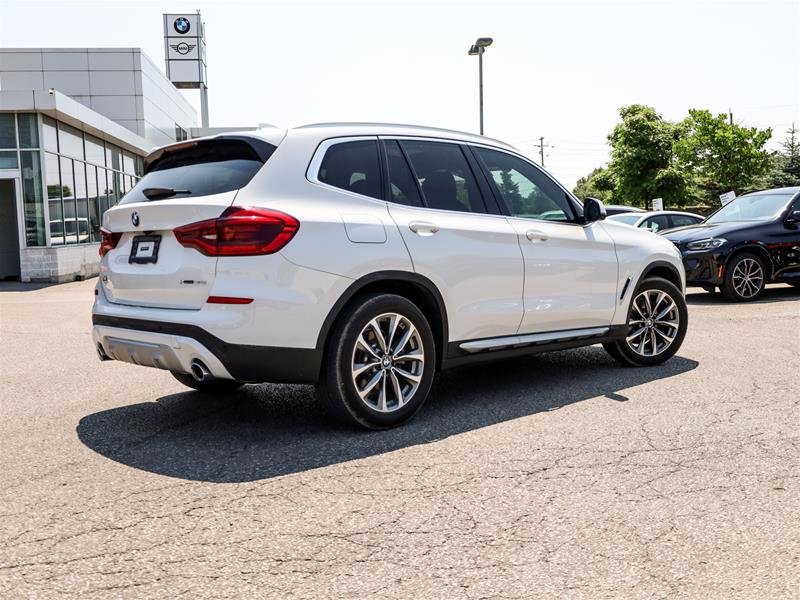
[
  {"left": 721, "top": 253, "right": 766, "bottom": 301},
  {"left": 171, "top": 371, "right": 245, "bottom": 393},
  {"left": 604, "top": 277, "right": 688, "bottom": 367},
  {"left": 316, "top": 293, "right": 436, "bottom": 429}
]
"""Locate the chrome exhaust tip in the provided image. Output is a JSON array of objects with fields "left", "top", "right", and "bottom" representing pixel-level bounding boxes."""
[{"left": 190, "top": 359, "right": 213, "bottom": 382}]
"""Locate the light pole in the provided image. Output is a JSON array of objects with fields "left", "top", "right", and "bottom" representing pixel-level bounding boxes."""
[{"left": 468, "top": 37, "right": 493, "bottom": 135}]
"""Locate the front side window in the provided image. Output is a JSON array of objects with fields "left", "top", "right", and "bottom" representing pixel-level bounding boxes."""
[
  {"left": 317, "top": 140, "right": 381, "bottom": 200},
  {"left": 400, "top": 140, "right": 484, "bottom": 213},
  {"left": 474, "top": 146, "right": 573, "bottom": 222},
  {"left": 640, "top": 215, "right": 670, "bottom": 232}
]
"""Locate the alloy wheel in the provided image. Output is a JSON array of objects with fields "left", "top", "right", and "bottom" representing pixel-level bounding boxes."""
[
  {"left": 351, "top": 313, "right": 425, "bottom": 413},
  {"left": 731, "top": 258, "right": 763, "bottom": 299},
  {"left": 625, "top": 289, "right": 681, "bottom": 357}
]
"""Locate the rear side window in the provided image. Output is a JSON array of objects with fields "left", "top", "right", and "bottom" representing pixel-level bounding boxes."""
[
  {"left": 670, "top": 214, "right": 701, "bottom": 228},
  {"left": 383, "top": 140, "right": 423, "bottom": 207},
  {"left": 400, "top": 140, "right": 485, "bottom": 213},
  {"left": 121, "top": 138, "right": 274, "bottom": 204},
  {"left": 318, "top": 140, "right": 382, "bottom": 200}
]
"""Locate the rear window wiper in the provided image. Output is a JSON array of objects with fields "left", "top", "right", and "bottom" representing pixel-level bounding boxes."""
[{"left": 142, "top": 187, "right": 191, "bottom": 200}]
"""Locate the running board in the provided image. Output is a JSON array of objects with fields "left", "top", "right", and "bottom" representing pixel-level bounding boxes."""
[{"left": 458, "top": 327, "right": 611, "bottom": 354}]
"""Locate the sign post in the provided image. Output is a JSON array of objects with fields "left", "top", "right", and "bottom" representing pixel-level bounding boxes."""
[
  {"left": 651, "top": 198, "right": 664, "bottom": 211},
  {"left": 164, "top": 11, "right": 208, "bottom": 127},
  {"left": 719, "top": 191, "right": 736, "bottom": 206}
]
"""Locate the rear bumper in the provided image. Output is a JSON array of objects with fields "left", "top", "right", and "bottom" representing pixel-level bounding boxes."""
[{"left": 92, "top": 315, "right": 322, "bottom": 383}]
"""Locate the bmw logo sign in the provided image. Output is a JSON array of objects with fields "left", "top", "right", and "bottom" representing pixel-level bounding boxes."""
[
  {"left": 131, "top": 211, "right": 140, "bottom": 227},
  {"left": 173, "top": 17, "right": 191, "bottom": 34}
]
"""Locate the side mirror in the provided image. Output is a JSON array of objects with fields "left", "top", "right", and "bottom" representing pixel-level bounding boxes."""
[
  {"left": 785, "top": 209, "right": 800, "bottom": 227},
  {"left": 583, "top": 197, "right": 607, "bottom": 223}
]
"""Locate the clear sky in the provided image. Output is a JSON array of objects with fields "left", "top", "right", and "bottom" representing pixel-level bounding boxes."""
[{"left": 1, "top": 0, "right": 798, "bottom": 189}]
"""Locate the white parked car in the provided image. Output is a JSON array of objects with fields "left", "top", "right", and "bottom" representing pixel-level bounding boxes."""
[
  {"left": 607, "top": 210, "right": 704, "bottom": 233},
  {"left": 92, "top": 124, "right": 688, "bottom": 429}
]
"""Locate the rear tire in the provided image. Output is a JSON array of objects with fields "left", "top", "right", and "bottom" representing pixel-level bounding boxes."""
[
  {"left": 604, "top": 277, "right": 688, "bottom": 367},
  {"left": 721, "top": 252, "right": 766, "bottom": 302},
  {"left": 171, "top": 371, "right": 245, "bottom": 393},
  {"left": 316, "top": 293, "right": 436, "bottom": 429}
]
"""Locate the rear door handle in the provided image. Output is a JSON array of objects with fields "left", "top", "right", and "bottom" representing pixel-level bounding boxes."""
[
  {"left": 409, "top": 221, "right": 439, "bottom": 236},
  {"left": 526, "top": 229, "right": 549, "bottom": 242}
]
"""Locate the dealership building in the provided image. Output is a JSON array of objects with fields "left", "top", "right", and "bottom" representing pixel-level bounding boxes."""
[{"left": 0, "top": 12, "right": 238, "bottom": 281}]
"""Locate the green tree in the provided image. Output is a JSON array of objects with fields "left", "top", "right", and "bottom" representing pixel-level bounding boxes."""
[
  {"left": 497, "top": 170, "right": 523, "bottom": 213},
  {"left": 573, "top": 167, "right": 613, "bottom": 203},
  {"left": 762, "top": 125, "right": 800, "bottom": 188},
  {"left": 676, "top": 109, "right": 772, "bottom": 197},
  {"left": 605, "top": 105, "right": 692, "bottom": 208}
]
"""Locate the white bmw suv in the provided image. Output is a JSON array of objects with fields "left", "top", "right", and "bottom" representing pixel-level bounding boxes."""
[{"left": 92, "top": 124, "right": 688, "bottom": 429}]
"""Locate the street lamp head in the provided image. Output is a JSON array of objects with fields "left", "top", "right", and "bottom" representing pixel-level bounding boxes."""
[
  {"left": 468, "top": 45, "right": 480, "bottom": 56},
  {"left": 475, "top": 37, "right": 493, "bottom": 48}
]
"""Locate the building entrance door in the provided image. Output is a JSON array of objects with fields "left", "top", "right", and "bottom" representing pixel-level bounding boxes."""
[{"left": 0, "top": 179, "right": 21, "bottom": 280}]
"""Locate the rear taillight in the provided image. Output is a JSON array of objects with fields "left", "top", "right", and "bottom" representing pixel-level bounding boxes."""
[
  {"left": 99, "top": 228, "right": 122, "bottom": 257},
  {"left": 173, "top": 207, "right": 299, "bottom": 256}
]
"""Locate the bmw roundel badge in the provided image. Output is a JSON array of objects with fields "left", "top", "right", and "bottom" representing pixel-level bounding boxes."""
[
  {"left": 173, "top": 17, "right": 191, "bottom": 34},
  {"left": 131, "top": 211, "right": 140, "bottom": 227}
]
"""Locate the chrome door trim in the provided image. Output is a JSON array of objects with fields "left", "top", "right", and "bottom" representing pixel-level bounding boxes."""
[{"left": 459, "top": 326, "right": 610, "bottom": 353}]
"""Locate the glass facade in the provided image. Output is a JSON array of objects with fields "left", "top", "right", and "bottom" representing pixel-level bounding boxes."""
[
  {"left": 41, "top": 115, "right": 141, "bottom": 246},
  {"left": 0, "top": 112, "right": 143, "bottom": 247}
]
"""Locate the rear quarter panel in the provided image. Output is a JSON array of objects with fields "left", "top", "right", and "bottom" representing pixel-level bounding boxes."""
[{"left": 235, "top": 132, "right": 414, "bottom": 279}]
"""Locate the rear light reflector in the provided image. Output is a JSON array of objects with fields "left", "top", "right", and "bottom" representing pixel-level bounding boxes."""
[
  {"left": 99, "top": 228, "right": 122, "bottom": 257},
  {"left": 207, "top": 296, "right": 254, "bottom": 304},
  {"left": 174, "top": 207, "right": 299, "bottom": 256}
]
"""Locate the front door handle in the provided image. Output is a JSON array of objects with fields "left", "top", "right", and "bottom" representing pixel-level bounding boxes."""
[
  {"left": 409, "top": 221, "right": 439, "bottom": 236},
  {"left": 526, "top": 229, "right": 549, "bottom": 242}
]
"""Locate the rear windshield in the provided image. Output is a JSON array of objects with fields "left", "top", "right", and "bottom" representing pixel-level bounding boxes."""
[{"left": 120, "top": 138, "right": 275, "bottom": 204}]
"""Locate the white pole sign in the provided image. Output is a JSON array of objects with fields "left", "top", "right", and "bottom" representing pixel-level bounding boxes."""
[
  {"left": 651, "top": 198, "right": 664, "bottom": 211},
  {"left": 163, "top": 12, "right": 207, "bottom": 89},
  {"left": 719, "top": 191, "right": 736, "bottom": 205}
]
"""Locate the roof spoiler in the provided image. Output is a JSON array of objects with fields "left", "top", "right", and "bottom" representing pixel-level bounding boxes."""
[{"left": 144, "top": 135, "right": 276, "bottom": 173}]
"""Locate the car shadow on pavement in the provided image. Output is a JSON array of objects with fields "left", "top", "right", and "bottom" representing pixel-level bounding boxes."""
[
  {"left": 686, "top": 284, "right": 800, "bottom": 305},
  {"left": 77, "top": 347, "right": 698, "bottom": 483}
]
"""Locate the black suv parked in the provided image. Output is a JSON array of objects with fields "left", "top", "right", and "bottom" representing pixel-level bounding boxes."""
[{"left": 664, "top": 187, "right": 800, "bottom": 301}]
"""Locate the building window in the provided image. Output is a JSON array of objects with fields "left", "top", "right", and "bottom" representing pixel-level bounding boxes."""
[
  {"left": 0, "top": 114, "right": 17, "bottom": 148},
  {"left": 42, "top": 117, "right": 58, "bottom": 153},
  {"left": 20, "top": 151, "right": 45, "bottom": 247},
  {"left": 28, "top": 116, "right": 144, "bottom": 247},
  {"left": 57, "top": 122, "right": 84, "bottom": 160},
  {"left": 84, "top": 133, "right": 105, "bottom": 166},
  {"left": 17, "top": 114, "right": 39, "bottom": 149},
  {"left": 0, "top": 151, "right": 18, "bottom": 169},
  {"left": 45, "top": 152, "right": 64, "bottom": 246},
  {"left": 175, "top": 125, "right": 188, "bottom": 141}
]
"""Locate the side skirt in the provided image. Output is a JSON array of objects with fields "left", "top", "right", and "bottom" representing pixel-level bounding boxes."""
[{"left": 441, "top": 325, "right": 628, "bottom": 370}]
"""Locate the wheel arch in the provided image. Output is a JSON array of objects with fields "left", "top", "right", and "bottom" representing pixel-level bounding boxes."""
[
  {"left": 640, "top": 260, "right": 683, "bottom": 291},
  {"left": 723, "top": 243, "right": 774, "bottom": 280},
  {"left": 316, "top": 271, "right": 449, "bottom": 370}
]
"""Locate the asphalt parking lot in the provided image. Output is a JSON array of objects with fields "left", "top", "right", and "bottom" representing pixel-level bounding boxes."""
[{"left": 1, "top": 280, "right": 798, "bottom": 599}]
